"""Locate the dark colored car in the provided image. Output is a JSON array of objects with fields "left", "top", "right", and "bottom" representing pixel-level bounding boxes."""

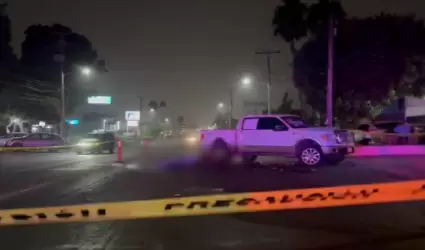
[{"left": 75, "top": 132, "right": 116, "bottom": 155}]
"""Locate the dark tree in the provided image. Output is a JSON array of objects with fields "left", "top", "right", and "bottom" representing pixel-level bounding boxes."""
[
  {"left": 273, "top": 0, "right": 345, "bottom": 55},
  {"left": 306, "top": 0, "right": 346, "bottom": 34},
  {"left": 19, "top": 23, "right": 101, "bottom": 119},
  {"left": 273, "top": 0, "right": 425, "bottom": 121},
  {"left": 0, "top": 3, "right": 17, "bottom": 67},
  {"left": 0, "top": 3, "right": 29, "bottom": 126},
  {"left": 0, "top": 3, "right": 18, "bottom": 97},
  {"left": 213, "top": 113, "right": 237, "bottom": 129},
  {"left": 273, "top": 0, "right": 308, "bottom": 55},
  {"left": 273, "top": 0, "right": 345, "bottom": 116},
  {"left": 293, "top": 14, "right": 425, "bottom": 121}
]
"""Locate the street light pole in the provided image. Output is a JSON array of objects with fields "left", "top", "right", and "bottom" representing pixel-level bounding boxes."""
[
  {"left": 266, "top": 55, "right": 272, "bottom": 114},
  {"left": 138, "top": 96, "right": 143, "bottom": 135},
  {"left": 229, "top": 88, "right": 233, "bottom": 128},
  {"left": 55, "top": 32, "right": 67, "bottom": 138},
  {"left": 60, "top": 68, "right": 65, "bottom": 138},
  {"left": 326, "top": 12, "right": 336, "bottom": 127},
  {"left": 255, "top": 49, "right": 280, "bottom": 114}
]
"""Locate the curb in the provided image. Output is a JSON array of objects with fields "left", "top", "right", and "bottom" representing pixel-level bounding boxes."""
[{"left": 352, "top": 145, "right": 425, "bottom": 157}]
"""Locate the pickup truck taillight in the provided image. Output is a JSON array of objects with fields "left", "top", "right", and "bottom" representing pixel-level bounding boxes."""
[{"left": 200, "top": 133, "right": 205, "bottom": 140}]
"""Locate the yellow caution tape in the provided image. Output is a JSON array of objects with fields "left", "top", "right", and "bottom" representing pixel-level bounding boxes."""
[
  {"left": 0, "top": 141, "right": 114, "bottom": 152},
  {"left": 1, "top": 179, "right": 425, "bottom": 226},
  {"left": 0, "top": 145, "right": 74, "bottom": 152}
]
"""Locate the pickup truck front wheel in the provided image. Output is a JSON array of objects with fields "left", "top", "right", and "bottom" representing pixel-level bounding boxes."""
[{"left": 297, "top": 144, "right": 323, "bottom": 167}]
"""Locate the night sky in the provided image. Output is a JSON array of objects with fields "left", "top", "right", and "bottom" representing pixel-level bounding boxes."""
[{"left": 7, "top": 0, "right": 423, "bottom": 126}]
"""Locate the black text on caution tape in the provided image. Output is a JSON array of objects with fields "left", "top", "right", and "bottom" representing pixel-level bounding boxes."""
[
  {"left": 164, "top": 188, "right": 380, "bottom": 211},
  {"left": 0, "top": 209, "right": 106, "bottom": 224}
]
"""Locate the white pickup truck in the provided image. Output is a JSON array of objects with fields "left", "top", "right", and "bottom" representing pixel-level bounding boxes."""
[{"left": 200, "top": 114, "right": 355, "bottom": 167}]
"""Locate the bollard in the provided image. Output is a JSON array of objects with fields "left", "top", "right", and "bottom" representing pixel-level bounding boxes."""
[{"left": 116, "top": 140, "right": 123, "bottom": 163}]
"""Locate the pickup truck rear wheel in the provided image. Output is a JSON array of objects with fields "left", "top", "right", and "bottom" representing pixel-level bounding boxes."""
[
  {"left": 204, "top": 139, "right": 232, "bottom": 166},
  {"left": 297, "top": 144, "right": 323, "bottom": 167},
  {"left": 242, "top": 155, "right": 257, "bottom": 166}
]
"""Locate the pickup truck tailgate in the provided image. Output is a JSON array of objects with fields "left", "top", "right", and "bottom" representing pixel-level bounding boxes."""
[{"left": 200, "top": 130, "right": 237, "bottom": 149}]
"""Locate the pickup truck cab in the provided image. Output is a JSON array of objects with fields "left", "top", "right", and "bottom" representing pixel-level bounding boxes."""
[{"left": 200, "top": 114, "right": 354, "bottom": 167}]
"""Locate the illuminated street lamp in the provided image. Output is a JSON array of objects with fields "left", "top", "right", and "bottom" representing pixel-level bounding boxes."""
[
  {"left": 149, "top": 108, "right": 155, "bottom": 113},
  {"left": 217, "top": 102, "right": 225, "bottom": 109},
  {"left": 228, "top": 75, "right": 255, "bottom": 127},
  {"left": 165, "top": 118, "right": 170, "bottom": 123},
  {"left": 81, "top": 66, "right": 92, "bottom": 76},
  {"left": 241, "top": 76, "right": 252, "bottom": 86}
]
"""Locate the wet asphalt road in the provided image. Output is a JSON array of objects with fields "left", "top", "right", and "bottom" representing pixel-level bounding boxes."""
[{"left": 1, "top": 141, "right": 425, "bottom": 249}]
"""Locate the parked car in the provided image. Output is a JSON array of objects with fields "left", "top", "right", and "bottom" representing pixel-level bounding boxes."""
[
  {"left": 6, "top": 133, "right": 65, "bottom": 149},
  {"left": 0, "top": 132, "right": 29, "bottom": 146},
  {"left": 75, "top": 132, "right": 116, "bottom": 155},
  {"left": 200, "top": 114, "right": 355, "bottom": 167}
]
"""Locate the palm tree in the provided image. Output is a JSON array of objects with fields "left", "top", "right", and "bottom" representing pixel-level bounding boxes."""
[
  {"left": 148, "top": 100, "right": 167, "bottom": 111},
  {"left": 148, "top": 100, "right": 158, "bottom": 110},
  {"left": 159, "top": 100, "right": 166, "bottom": 108}
]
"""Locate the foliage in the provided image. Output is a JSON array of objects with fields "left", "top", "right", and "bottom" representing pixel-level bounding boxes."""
[
  {"left": 19, "top": 23, "right": 101, "bottom": 118},
  {"left": 295, "top": 14, "right": 425, "bottom": 120},
  {"left": 273, "top": 0, "right": 308, "bottom": 54},
  {"left": 273, "top": 0, "right": 345, "bottom": 55},
  {"left": 273, "top": 0, "right": 425, "bottom": 121},
  {"left": 0, "top": 3, "right": 17, "bottom": 65},
  {"left": 212, "top": 113, "right": 237, "bottom": 129},
  {"left": 262, "top": 92, "right": 304, "bottom": 117},
  {"left": 0, "top": 3, "right": 18, "bottom": 99}
]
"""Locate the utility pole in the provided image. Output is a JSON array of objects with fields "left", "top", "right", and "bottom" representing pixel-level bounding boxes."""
[
  {"left": 229, "top": 88, "right": 233, "bottom": 128},
  {"left": 138, "top": 96, "right": 143, "bottom": 135},
  {"left": 326, "top": 4, "right": 337, "bottom": 127},
  {"left": 53, "top": 32, "right": 67, "bottom": 138},
  {"left": 138, "top": 96, "right": 143, "bottom": 114},
  {"left": 255, "top": 49, "right": 280, "bottom": 114}
]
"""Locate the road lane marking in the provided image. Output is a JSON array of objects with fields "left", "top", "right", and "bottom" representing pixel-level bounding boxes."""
[
  {"left": 9, "top": 158, "right": 97, "bottom": 173},
  {"left": 0, "top": 181, "right": 54, "bottom": 202}
]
